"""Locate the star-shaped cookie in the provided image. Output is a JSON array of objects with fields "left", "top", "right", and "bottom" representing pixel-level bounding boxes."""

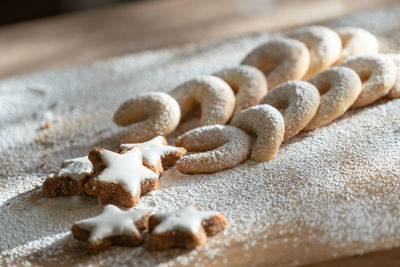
[
  {"left": 120, "top": 136, "right": 186, "bottom": 175},
  {"left": 147, "top": 205, "right": 229, "bottom": 250},
  {"left": 71, "top": 204, "right": 150, "bottom": 253},
  {"left": 42, "top": 156, "right": 93, "bottom": 196},
  {"left": 84, "top": 146, "right": 159, "bottom": 207}
]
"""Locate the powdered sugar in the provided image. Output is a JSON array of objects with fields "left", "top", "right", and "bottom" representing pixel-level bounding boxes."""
[{"left": 1, "top": 7, "right": 400, "bottom": 266}]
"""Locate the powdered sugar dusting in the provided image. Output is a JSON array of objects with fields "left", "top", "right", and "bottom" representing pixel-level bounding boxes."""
[{"left": 1, "top": 7, "right": 400, "bottom": 267}]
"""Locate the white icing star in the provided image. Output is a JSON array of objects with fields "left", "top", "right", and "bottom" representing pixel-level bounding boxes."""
[
  {"left": 75, "top": 204, "right": 148, "bottom": 242},
  {"left": 97, "top": 146, "right": 158, "bottom": 195},
  {"left": 121, "top": 136, "right": 179, "bottom": 166},
  {"left": 58, "top": 156, "right": 93, "bottom": 181},
  {"left": 153, "top": 205, "right": 218, "bottom": 234}
]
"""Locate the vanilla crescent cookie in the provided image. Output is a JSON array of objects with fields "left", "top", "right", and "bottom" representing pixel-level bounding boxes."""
[
  {"left": 214, "top": 65, "right": 268, "bottom": 117},
  {"left": 385, "top": 54, "right": 400, "bottom": 99},
  {"left": 260, "top": 81, "right": 320, "bottom": 140},
  {"left": 231, "top": 104, "right": 285, "bottom": 162},
  {"left": 241, "top": 37, "right": 310, "bottom": 89},
  {"left": 286, "top": 26, "right": 342, "bottom": 79},
  {"left": 335, "top": 27, "right": 379, "bottom": 62},
  {"left": 113, "top": 92, "right": 180, "bottom": 143},
  {"left": 304, "top": 67, "right": 362, "bottom": 131},
  {"left": 169, "top": 75, "right": 235, "bottom": 126},
  {"left": 339, "top": 54, "right": 397, "bottom": 107},
  {"left": 175, "top": 125, "right": 251, "bottom": 174}
]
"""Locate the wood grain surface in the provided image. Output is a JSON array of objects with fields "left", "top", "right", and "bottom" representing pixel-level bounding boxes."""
[
  {"left": 0, "top": 0, "right": 398, "bottom": 79},
  {"left": 1, "top": 0, "right": 400, "bottom": 266}
]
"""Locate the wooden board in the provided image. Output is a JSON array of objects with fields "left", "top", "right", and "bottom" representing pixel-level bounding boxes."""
[{"left": 1, "top": 5, "right": 400, "bottom": 267}]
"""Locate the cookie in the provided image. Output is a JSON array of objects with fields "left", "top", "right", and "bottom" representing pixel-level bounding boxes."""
[
  {"left": 304, "top": 66, "right": 362, "bottom": 131},
  {"left": 339, "top": 54, "right": 397, "bottom": 107},
  {"left": 175, "top": 125, "right": 252, "bottom": 174},
  {"left": 260, "top": 81, "right": 320, "bottom": 139},
  {"left": 84, "top": 146, "right": 159, "bottom": 207},
  {"left": 335, "top": 27, "right": 379, "bottom": 62},
  {"left": 231, "top": 104, "right": 285, "bottom": 161},
  {"left": 120, "top": 136, "right": 187, "bottom": 175},
  {"left": 113, "top": 91, "right": 181, "bottom": 143},
  {"left": 147, "top": 205, "right": 228, "bottom": 251},
  {"left": 287, "top": 26, "right": 342, "bottom": 79},
  {"left": 71, "top": 204, "right": 150, "bottom": 254},
  {"left": 42, "top": 156, "right": 93, "bottom": 196},
  {"left": 214, "top": 65, "right": 268, "bottom": 118},
  {"left": 169, "top": 75, "right": 236, "bottom": 127},
  {"left": 241, "top": 36, "right": 310, "bottom": 89}
]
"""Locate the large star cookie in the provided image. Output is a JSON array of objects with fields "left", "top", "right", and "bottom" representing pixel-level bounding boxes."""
[
  {"left": 42, "top": 156, "right": 93, "bottom": 196},
  {"left": 84, "top": 146, "right": 159, "bottom": 207},
  {"left": 120, "top": 136, "right": 186, "bottom": 175},
  {"left": 147, "top": 205, "right": 229, "bottom": 250},
  {"left": 71, "top": 204, "right": 150, "bottom": 253}
]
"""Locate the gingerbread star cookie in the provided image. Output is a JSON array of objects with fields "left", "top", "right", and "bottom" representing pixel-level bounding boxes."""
[
  {"left": 84, "top": 146, "right": 159, "bottom": 207},
  {"left": 147, "top": 205, "right": 229, "bottom": 251},
  {"left": 120, "top": 136, "right": 186, "bottom": 175},
  {"left": 71, "top": 204, "right": 150, "bottom": 253},
  {"left": 42, "top": 156, "right": 93, "bottom": 196}
]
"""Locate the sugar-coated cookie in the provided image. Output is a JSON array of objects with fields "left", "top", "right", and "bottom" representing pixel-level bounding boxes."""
[
  {"left": 340, "top": 54, "right": 397, "bottom": 107},
  {"left": 120, "top": 136, "right": 186, "bottom": 175},
  {"left": 147, "top": 205, "right": 228, "bottom": 251},
  {"left": 170, "top": 75, "right": 236, "bottom": 127},
  {"left": 42, "top": 156, "right": 93, "bottom": 196},
  {"left": 71, "top": 204, "right": 149, "bottom": 254},
  {"left": 287, "top": 26, "right": 342, "bottom": 79},
  {"left": 241, "top": 37, "right": 310, "bottom": 89},
  {"left": 304, "top": 67, "right": 362, "bottom": 130},
  {"left": 175, "top": 125, "right": 251, "bottom": 174},
  {"left": 231, "top": 104, "right": 285, "bottom": 161},
  {"left": 385, "top": 53, "right": 400, "bottom": 99},
  {"left": 260, "top": 81, "right": 320, "bottom": 140},
  {"left": 113, "top": 92, "right": 181, "bottom": 143},
  {"left": 84, "top": 146, "right": 159, "bottom": 208},
  {"left": 335, "top": 27, "right": 379, "bottom": 62},
  {"left": 214, "top": 65, "right": 268, "bottom": 118}
]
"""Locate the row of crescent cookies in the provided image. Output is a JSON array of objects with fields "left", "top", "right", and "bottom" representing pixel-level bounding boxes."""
[{"left": 114, "top": 26, "right": 400, "bottom": 174}]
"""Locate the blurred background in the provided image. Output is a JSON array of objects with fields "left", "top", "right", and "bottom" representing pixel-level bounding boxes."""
[{"left": 0, "top": 0, "right": 398, "bottom": 78}]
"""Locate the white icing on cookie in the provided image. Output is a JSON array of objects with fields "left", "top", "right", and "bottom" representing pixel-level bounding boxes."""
[
  {"left": 153, "top": 205, "right": 218, "bottom": 234},
  {"left": 75, "top": 204, "right": 148, "bottom": 242},
  {"left": 58, "top": 156, "right": 92, "bottom": 181},
  {"left": 97, "top": 147, "right": 158, "bottom": 195},
  {"left": 120, "top": 136, "right": 179, "bottom": 167}
]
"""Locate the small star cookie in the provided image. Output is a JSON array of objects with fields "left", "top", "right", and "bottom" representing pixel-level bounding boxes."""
[
  {"left": 42, "top": 156, "right": 93, "bottom": 196},
  {"left": 84, "top": 146, "right": 159, "bottom": 207},
  {"left": 120, "top": 136, "right": 186, "bottom": 175},
  {"left": 147, "top": 205, "right": 229, "bottom": 251},
  {"left": 71, "top": 204, "right": 150, "bottom": 254}
]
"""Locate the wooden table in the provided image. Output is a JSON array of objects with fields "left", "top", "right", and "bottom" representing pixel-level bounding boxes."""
[
  {"left": 0, "top": 0, "right": 398, "bottom": 79},
  {"left": 1, "top": 0, "right": 400, "bottom": 266}
]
